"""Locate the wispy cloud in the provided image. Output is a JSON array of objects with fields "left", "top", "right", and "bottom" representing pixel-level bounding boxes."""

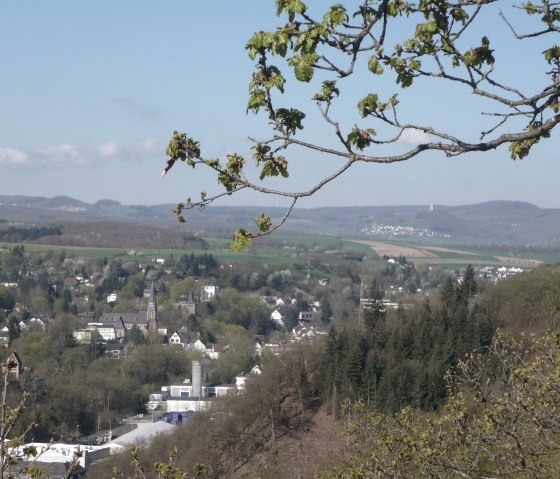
[
  {"left": 1, "top": 137, "right": 163, "bottom": 169},
  {"left": 112, "top": 97, "right": 167, "bottom": 118},
  {"left": 0, "top": 147, "right": 29, "bottom": 166},
  {"left": 39, "top": 144, "right": 89, "bottom": 166},
  {"left": 95, "top": 141, "right": 121, "bottom": 158},
  {"left": 400, "top": 128, "right": 431, "bottom": 146},
  {"left": 91, "top": 138, "right": 162, "bottom": 161},
  {"left": 134, "top": 138, "right": 160, "bottom": 154}
]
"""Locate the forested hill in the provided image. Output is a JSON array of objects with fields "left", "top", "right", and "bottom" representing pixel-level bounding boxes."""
[{"left": 1, "top": 195, "right": 560, "bottom": 246}]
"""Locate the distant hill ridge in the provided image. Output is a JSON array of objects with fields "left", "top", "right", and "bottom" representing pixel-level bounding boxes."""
[{"left": 0, "top": 195, "right": 559, "bottom": 247}]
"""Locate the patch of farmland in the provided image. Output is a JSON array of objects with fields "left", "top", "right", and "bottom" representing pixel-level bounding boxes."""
[
  {"left": 495, "top": 256, "right": 543, "bottom": 266},
  {"left": 351, "top": 240, "right": 437, "bottom": 258}
]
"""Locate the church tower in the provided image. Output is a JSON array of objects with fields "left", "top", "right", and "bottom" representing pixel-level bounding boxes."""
[{"left": 147, "top": 281, "right": 157, "bottom": 331}]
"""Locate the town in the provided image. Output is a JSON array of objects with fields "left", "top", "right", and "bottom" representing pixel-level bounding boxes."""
[{"left": 0, "top": 239, "right": 538, "bottom": 476}]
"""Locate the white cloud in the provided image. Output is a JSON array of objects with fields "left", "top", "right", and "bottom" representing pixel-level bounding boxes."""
[
  {"left": 39, "top": 144, "right": 89, "bottom": 166},
  {"left": 135, "top": 138, "right": 159, "bottom": 154},
  {"left": 399, "top": 128, "right": 431, "bottom": 146},
  {"left": 0, "top": 137, "right": 164, "bottom": 170},
  {"left": 0, "top": 147, "right": 29, "bottom": 166},
  {"left": 91, "top": 138, "right": 162, "bottom": 162},
  {"left": 96, "top": 141, "right": 120, "bottom": 158}
]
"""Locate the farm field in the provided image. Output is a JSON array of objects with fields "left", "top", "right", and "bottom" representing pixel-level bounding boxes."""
[
  {"left": 350, "top": 239, "right": 552, "bottom": 268},
  {"left": 3, "top": 232, "right": 559, "bottom": 270}
]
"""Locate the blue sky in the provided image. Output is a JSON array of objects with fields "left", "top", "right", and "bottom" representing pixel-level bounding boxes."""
[{"left": 1, "top": 1, "right": 559, "bottom": 209}]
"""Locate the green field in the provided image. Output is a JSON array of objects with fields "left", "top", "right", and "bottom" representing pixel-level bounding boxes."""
[{"left": 3, "top": 233, "right": 559, "bottom": 270}]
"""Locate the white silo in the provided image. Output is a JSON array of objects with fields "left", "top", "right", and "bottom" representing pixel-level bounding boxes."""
[{"left": 192, "top": 361, "right": 202, "bottom": 398}]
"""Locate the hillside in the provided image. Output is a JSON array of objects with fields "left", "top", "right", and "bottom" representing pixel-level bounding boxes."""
[
  {"left": 235, "top": 407, "right": 345, "bottom": 479},
  {"left": 2, "top": 195, "right": 560, "bottom": 247}
]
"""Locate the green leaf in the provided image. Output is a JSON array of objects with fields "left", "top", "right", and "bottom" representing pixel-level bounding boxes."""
[
  {"left": 312, "top": 80, "right": 340, "bottom": 102},
  {"left": 509, "top": 121, "right": 549, "bottom": 159},
  {"left": 162, "top": 132, "right": 200, "bottom": 177},
  {"left": 358, "top": 94, "right": 379, "bottom": 117},
  {"left": 276, "top": 0, "right": 307, "bottom": 21},
  {"left": 245, "top": 31, "right": 275, "bottom": 60},
  {"left": 294, "top": 27, "right": 323, "bottom": 54},
  {"left": 247, "top": 87, "right": 266, "bottom": 114},
  {"left": 464, "top": 36, "right": 495, "bottom": 67},
  {"left": 272, "top": 29, "right": 291, "bottom": 57},
  {"left": 218, "top": 154, "right": 245, "bottom": 192},
  {"left": 323, "top": 4, "right": 348, "bottom": 26},
  {"left": 347, "top": 126, "right": 376, "bottom": 150},
  {"left": 288, "top": 54, "right": 319, "bottom": 82},
  {"left": 253, "top": 143, "right": 289, "bottom": 179},
  {"left": 266, "top": 65, "right": 286, "bottom": 93},
  {"left": 524, "top": 1, "right": 539, "bottom": 14},
  {"left": 544, "top": 45, "right": 560, "bottom": 64},
  {"left": 275, "top": 108, "right": 305, "bottom": 135},
  {"left": 255, "top": 214, "right": 272, "bottom": 233},
  {"left": 451, "top": 5, "right": 469, "bottom": 22},
  {"left": 368, "top": 56, "right": 384, "bottom": 75},
  {"left": 231, "top": 228, "right": 253, "bottom": 252}
]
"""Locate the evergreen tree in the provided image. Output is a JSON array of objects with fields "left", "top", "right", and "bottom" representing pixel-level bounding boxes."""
[
  {"left": 320, "top": 298, "right": 333, "bottom": 324},
  {"left": 460, "top": 264, "right": 478, "bottom": 300},
  {"left": 440, "top": 277, "right": 456, "bottom": 314},
  {"left": 343, "top": 337, "right": 367, "bottom": 401},
  {"left": 363, "top": 278, "right": 385, "bottom": 332}
]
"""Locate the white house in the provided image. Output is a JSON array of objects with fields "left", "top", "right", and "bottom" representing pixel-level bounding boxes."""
[
  {"left": 169, "top": 331, "right": 189, "bottom": 347},
  {"left": 29, "top": 317, "right": 46, "bottom": 330},
  {"left": 270, "top": 309, "right": 285, "bottom": 328},
  {"left": 202, "top": 285, "right": 219, "bottom": 301},
  {"left": 89, "top": 323, "right": 117, "bottom": 341},
  {"left": 190, "top": 339, "right": 207, "bottom": 352},
  {"left": 187, "top": 339, "right": 219, "bottom": 359},
  {"left": 169, "top": 332, "right": 182, "bottom": 346},
  {"left": 107, "top": 292, "right": 117, "bottom": 303}
]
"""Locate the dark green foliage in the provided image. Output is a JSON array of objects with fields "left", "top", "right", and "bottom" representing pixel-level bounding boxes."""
[
  {"left": 7, "top": 317, "right": 20, "bottom": 343},
  {"left": 0, "top": 225, "right": 62, "bottom": 242},
  {"left": 319, "top": 267, "right": 491, "bottom": 413},
  {"left": 177, "top": 253, "right": 218, "bottom": 278},
  {"left": 0, "top": 285, "right": 15, "bottom": 311},
  {"left": 124, "top": 344, "right": 189, "bottom": 386},
  {"left": 320, "top": 298, "right": 333, "bottom": 324},
  {"left": 211, "top": 288, "right": 271, "bottom": 334},
  {"left": 124, "top": 325, "right": 147, "bottom": 345},
  {"left": 362, "top": 278, "right": 386, "bottom": 333}
]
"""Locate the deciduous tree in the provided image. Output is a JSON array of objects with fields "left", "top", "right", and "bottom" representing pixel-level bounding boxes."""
[
  {"left": 162, "top": 0, "right": 560, "bottom": 249},
  {"left": 320, "top": 329, "right": 560, "bottom": 479}
]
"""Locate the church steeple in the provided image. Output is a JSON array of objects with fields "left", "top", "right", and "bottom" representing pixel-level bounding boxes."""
[{"left": 147, "top": 281, "right": 157, "bottom": 330}]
